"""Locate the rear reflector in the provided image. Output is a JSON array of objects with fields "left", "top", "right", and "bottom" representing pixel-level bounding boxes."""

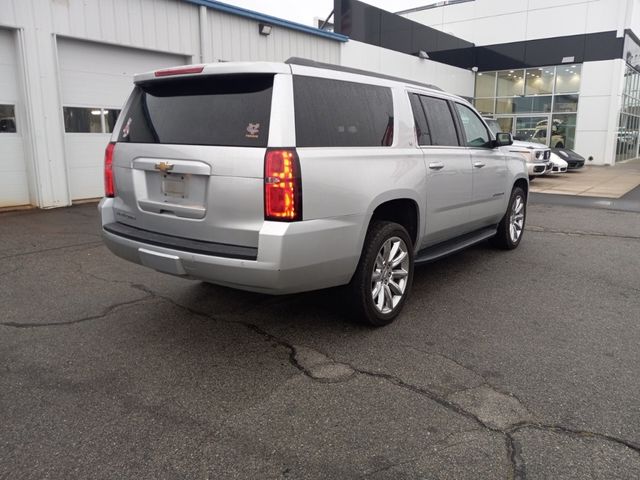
[
  {"left": 154, "top": 65, "right": 205, "bottom": 77},
  {"left": 104, "top": 142, "right": 116, "bottom": 198},
  {"left": 264, "top": 148, "right": 302, "bottom": 222}
]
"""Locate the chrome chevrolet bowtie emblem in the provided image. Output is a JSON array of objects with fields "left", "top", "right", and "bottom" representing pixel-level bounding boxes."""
[{"left": 154, "top": 161, "right": 174, "bottom": 172}]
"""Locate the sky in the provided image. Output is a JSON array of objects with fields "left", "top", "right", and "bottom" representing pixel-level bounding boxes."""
[{"left": 218, "top": 1, "right": 430, "bottom": 26}]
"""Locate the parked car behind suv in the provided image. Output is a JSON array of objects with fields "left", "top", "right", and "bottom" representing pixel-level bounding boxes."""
[
  {"left": 484, "top": 118, "right": 552, "bottom": 179},
  {"left": 551, "top": 147, "right": 585, "bottom": 169},
  {"left": 100, "top": 59, "right": 529, "bottom": 326}
]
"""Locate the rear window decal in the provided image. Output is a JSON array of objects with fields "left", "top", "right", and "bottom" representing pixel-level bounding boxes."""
[
  {"left": 122, "top": 117, "right": 132, "bottom": 138},
  {"left": 246, "top": 123, "right": 260, "bottom": 139}
]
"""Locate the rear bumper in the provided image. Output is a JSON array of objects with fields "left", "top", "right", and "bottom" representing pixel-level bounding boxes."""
[{"left": 99, "top": 198, "right": 364, "bottom": 295}]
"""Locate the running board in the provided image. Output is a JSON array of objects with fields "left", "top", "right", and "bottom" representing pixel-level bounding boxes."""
[{"left": 415, "top": 226, "right": 497, "bottom": 265}]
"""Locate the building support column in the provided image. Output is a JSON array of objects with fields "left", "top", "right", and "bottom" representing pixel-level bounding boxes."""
[
  {"left": 14, "top": 0, "right": 69, "bottom": 208},
  {"left": 604, "top": 60, "right": 626, "bottom": 166},
  {"left": 199, "top": 6, "right": 211, "bottom": 63}
]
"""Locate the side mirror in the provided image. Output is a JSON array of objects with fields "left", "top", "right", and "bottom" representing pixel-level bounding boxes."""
[{"left": 494, "top": 132, "right": 513, "bottom": 147}]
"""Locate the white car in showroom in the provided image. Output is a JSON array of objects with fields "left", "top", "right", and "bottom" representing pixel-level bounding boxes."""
[{"left": 485, "top": 118, "right": 552, "bottom": 178}]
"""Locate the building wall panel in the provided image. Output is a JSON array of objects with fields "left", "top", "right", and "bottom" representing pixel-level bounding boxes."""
[
  {"left": 57, "top": 37, "right": 187, "bottom": 108},
  {"left": 0, "top": 0, "right": 18, "bottom": 27},
  {"left": 403, "top": 0, "right": 629, "bottom": 46},
  {"left": 0, "top": 0, "right": 345, "bottom": 207},
  {"left": 0, "top": 27, "right": 29, "bottom": 207},
  {"left": 57, "top": 38, "right": 188, "bottom": 199},
  {"left": 207, "top": 10, "right": 340, "bottom": 64},
  {"left": 341, "top": 40, "right": 474, "bottom": 98},
  {"left": 575, "top": 59, "right": 625, "bottom": 164},
  {"left": 49, "top": 0, "right": 200, "bottom": 57},
  {"left": 0, "top": 137, "right": 30, "bottom": 207},
  {"left": 63, "top": 134, "right": 109, "bottom": 200}
]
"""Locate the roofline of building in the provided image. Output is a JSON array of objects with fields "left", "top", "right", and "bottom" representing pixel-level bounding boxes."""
[
  {"left": 395, "top": 0, "right": 474, "bottom": 16},
  {"left": 183, "top": 0, "right": 349, "bottom": 42}
]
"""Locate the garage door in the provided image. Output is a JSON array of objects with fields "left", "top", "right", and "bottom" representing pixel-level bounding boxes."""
[
  {"left": 0, "top": 28, "right": 29, "bottom": 208},
  {"left": 58, "top": 38, "right": 187, "bottom": 200}
]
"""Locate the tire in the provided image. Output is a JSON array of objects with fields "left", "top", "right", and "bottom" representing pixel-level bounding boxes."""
[
  {"left": 490, "top": 186, "right": 527, "bottom": 250},
  {"left": 555, "top": 143, "right": 564, "bottom": 149},
  {"left": 348, "top": 221, "right": 414, "bottom": 327}
]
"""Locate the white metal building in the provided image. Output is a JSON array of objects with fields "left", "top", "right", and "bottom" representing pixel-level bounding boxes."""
[
  {"left": 4, "top": 0, "right": 640, "bottom": 210},
  {"left": 399, "top": 0, "right": 640, "bottom": 167},
  {"left": 0, "top": 0, "right": 474, "bottom": 209}
]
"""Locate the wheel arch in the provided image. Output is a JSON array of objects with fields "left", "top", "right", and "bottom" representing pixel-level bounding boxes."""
[
  {"left": 513, "top": 176, "right": 529, "bottom": 198},
  {"left": 363, "top": 193, "right": 422, "bottom": 249}
]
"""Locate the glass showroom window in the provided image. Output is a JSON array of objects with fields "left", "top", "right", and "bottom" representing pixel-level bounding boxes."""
[
  {"left": 555, "top": 65, "right": 582, "bottom": 94},
  {"left": 0, "top": 104, "right": 17, "bottom": 133},
  {"left": 474, "top": 71, "right": 496, "bottom": 115},
  {"left": 497, "top": 70, "right": 525, "bottom": 97},
  {"left": 474, "top": 64, "right": 581, "bottom": 148},
  {"left": 526, "top": 68, "right": 554, "bottom": 95},
  {"left": 63, "top": 107, "right": 120, "bottom": 133},
  {"left": 616, "top": 66, "right": 640, "bottom": 162}
]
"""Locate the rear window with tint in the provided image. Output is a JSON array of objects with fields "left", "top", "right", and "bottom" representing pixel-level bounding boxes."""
[
  {"left": 419, "top": 96, "right": 460, "bottom": 147},
  {"left": 293, "top": 76, "right": 394, "bottom": 147},
  {"left": 409, "top": 93, "right": 431, "bottom": 145},
  {"left": 118, "top": 74, "right": 273, "bottom": 147}
]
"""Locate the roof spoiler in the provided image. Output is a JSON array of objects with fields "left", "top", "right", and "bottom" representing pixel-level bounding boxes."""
[{"left": 285, "top": 57, "right": 444, "bottom": 92}]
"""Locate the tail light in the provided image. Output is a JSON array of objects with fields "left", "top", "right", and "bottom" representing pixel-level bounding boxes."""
[
  {"left": 104, "top": 142, "right": 116, "bottom": 198},
  {"left": 264, "top": 148, "right": 302, "bottom": 221}
]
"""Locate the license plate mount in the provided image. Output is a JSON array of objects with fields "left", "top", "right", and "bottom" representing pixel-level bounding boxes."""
[{"left": 162, "top": 173, "right": 187, "bottom": 198}]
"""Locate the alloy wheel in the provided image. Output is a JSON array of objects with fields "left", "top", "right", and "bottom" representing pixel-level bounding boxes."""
[
  {"left": 371, "top": 237, "right": 410, "bottom": 314},
  {"left": 509, "top": 195, "right": 525, "bottom": 243}
]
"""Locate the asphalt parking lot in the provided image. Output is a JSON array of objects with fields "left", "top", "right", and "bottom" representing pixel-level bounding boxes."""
[{"left": 1, "top": 201, "right": 639, "bottom": 479}]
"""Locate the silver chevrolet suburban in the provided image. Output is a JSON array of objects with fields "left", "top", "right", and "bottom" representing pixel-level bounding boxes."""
[{"left": 99, "top": 58, "right": 528, "bottom": 326}]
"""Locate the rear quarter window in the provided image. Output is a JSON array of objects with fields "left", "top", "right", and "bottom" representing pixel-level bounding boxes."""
[
  {"left": 118, "top": 74, "right": 273, "bottom": 147},
  {"left": 419, "top": 96, "right": 460, "bottom": 147},
  {"left": 293, "top": 76, "right": 394, "bottom": 148}
]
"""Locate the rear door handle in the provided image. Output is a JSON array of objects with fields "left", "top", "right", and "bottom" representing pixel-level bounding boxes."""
[
  {"left": 428, "top": 162, "right": 444, "bottom": 170},
  {"left": 473, "top": 161, "right": 486, "bottom": 168}
]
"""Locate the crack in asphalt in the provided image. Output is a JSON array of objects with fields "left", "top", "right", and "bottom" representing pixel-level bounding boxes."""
[
  {"left": 0, "top": 296, "right": 154, "bottom": 328},
  {"left": 510, "top": 423, "right": 640, "bottom": 454},
  {"left": 401, "top": 344, "right": 486, "bottom": 384},
  {"left": 526, "top": 225, "right": 640, "bottom": 240},
  {"left": 359, "top": 456, "right": 420, "bottom": 478},
  {"left": 0, "top": 240, "right": 103, "bottom": 261},
  {"left": 506, "top": 434, "right": 526, "bottom": 480},
  {"left": 0, "top": 266, "right": 21, "bottom": 278},
  {"left": 6, "top": 263, "right": 640, "bottom": 477}
]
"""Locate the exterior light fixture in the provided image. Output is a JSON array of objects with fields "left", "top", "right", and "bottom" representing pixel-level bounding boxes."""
[
  {"left": 416, "top": 50, "right": 429, "bottom": 59},
  {"left": 259, "top": 23, "right": 272, "bottom": 35}
]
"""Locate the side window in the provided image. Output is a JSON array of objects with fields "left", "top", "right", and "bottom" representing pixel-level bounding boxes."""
[
  {"left": 63, "top": 107, "right": 103, "bottom": 133},
  {"left": 63, "top": 107, "right": 121, "bottom": 134},
  {"left": 104, "top": 109, "right": 121, "bottom": 133},
  {"left": 409, "top": 93, "right": 431, "bottom": 145},
  {"left": 419, "top": 96, "right": 460, "bottom": 146},
  {"left": 293, "top": 76, "right": 394, "bottom": 147},
  {"left": 454, "top": 103, "right": 491, "bottom": 148},
  {"left": 0, "top": 104, "right": 17, "bottom": 133}
]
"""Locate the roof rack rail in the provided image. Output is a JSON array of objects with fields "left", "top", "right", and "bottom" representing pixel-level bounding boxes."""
[{"left": 285, "top": 57, "right": 444, "bottom": 92}]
